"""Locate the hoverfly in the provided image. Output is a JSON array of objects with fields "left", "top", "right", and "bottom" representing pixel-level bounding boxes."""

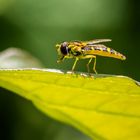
[{"left": 56, "top": 39, "right": 126, "bottom": 74}]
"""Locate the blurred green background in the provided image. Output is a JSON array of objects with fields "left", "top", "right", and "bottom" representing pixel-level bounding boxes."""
[{"left": 0, "top": 0, "right": 140, "bottom": 140}]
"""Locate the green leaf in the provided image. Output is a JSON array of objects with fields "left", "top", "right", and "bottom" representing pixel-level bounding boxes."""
[{"left": 0, "top": 69, "right": 140, "bottom": 140}]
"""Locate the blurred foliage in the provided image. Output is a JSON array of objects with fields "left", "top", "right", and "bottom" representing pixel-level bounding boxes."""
[
  {"left": 0, "top": 48, "right": 43, "bottom": 68},
  {"left": 0, "top": 0, "right": 140, "bottom": 140},
  {"left": 0, "top": 0, "right": 15, "bottom": 14}
]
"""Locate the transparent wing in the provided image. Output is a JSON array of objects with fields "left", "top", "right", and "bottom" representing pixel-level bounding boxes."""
[
  {"left": 84, "top": 39, "right": 112, "bottom": 45},
  {"left": 69, "top": 39, "right": 111, "bottom": 48}
]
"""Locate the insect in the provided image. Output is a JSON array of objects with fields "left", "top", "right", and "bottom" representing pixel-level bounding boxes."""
[{"left": 56, "top": 39, "right": 126, "bottom": 74}]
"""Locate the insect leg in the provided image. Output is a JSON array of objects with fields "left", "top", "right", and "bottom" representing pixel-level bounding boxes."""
[
  {"left": 93, "top": 56, "right": 98, "bottom": 74},
  {"left": 72, "top": 58, "right": 79, "bottom": 71},
  {"left": 86, "top": 58, "right": 92, "bottom": 73},
  {"left": 57, "top": 56, "right": 65, "bottom": 63}
]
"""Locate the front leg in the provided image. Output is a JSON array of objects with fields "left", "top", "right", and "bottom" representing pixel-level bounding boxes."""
[{"left": 57, "top": 55, "right": 65, "bottom": 63}]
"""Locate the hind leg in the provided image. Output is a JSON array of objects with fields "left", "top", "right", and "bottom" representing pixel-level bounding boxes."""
[
  {"left": 84, "top": 55, "right": 98, "bottom": 74},
  {"left": 93, "top": 56, "right": 98, "bottom": 74},
  {"left": 86, "top": 58, "right": 92, "bottom": 74}
]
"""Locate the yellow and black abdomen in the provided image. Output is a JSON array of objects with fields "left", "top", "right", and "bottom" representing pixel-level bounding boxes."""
[{"left": 83, "top": 45, "right": 126, "bottom": 60}]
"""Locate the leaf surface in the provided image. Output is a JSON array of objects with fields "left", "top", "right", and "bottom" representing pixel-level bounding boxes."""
[{"left": 0, "top": 68, "right": 140, "bottom": 140}]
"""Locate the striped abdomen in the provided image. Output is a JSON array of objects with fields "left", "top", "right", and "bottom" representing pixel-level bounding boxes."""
[{"left": 83, "top": 45, "right": 126, "bottom": 60}]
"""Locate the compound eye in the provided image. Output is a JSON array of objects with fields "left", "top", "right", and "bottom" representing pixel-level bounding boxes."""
[{"left": 60, "top": 42, "right": 68, "bottom": 55}]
